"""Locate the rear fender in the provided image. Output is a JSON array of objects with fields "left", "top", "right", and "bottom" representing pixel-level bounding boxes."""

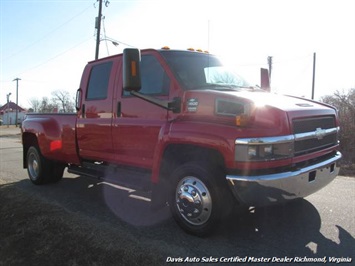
[{"left": 22, "top": 116, "right": 80, "bottom": 165}]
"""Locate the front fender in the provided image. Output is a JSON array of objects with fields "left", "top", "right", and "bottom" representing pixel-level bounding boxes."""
[{"left": 151, "top": 121, "right": 236, "bottom": 183}]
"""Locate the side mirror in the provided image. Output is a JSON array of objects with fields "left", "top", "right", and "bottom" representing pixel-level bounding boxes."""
[
  {"left": 260, "top": 68, "right": 270, "bottom": 92},
  {"left": 123, "top": 48, "right": 141, "bottom": 92},
  {"left": 75, "top": 88, "right": 82, "bottom": 111}
]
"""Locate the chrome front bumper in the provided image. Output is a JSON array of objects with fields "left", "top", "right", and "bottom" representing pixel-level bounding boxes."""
[{"left": 226, "top": 152, "right": 342, "bottom": 207}]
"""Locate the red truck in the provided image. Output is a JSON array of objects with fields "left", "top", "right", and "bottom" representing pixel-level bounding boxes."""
[{"left": 22, "top": 48, "right": 341, "bottom": 236}]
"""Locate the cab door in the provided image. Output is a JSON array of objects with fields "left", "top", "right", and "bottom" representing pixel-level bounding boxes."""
[
  {"left": 112, "top": 51, "right": 171, "bottom": 169},
  {"left": 77, "top": 59, "right": 118, "bottom": 162}
]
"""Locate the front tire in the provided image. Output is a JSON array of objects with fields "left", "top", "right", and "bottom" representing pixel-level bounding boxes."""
[{"left": 169, "top": 162, "right": 230, "bottom": 236}]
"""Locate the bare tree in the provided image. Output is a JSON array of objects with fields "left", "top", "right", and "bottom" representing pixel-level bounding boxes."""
[
  {"left": 206, "top": 67, "right": 245, "bottom": 86},
  {"left": 321, "top": 88, "right": 355, "bottom": 171},
  {"left": 210, "top": 72, "right": 240, "bottom": 84},
  {"left": 28, "top": 98, "right": 40, "bottom": 113},
  {"left": 51, "top": 90, "right": 75, "bottom": 113},
  {"left": 38, "top": 97, "right": 57, "bottom": 113}
]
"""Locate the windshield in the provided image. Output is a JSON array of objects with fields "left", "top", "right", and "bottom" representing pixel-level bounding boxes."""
[{"left": 160, "top": 50, "right": 250, "bottom": 90}]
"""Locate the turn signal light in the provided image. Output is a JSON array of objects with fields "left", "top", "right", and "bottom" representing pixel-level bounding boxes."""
[
  {"left": 236, "top": 114, "right": 249, "bottom": 127},
  {"left": 131, "top": 61, "right": 137, "bottom": 76}
]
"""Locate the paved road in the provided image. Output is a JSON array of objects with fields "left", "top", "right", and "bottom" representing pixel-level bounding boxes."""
[{"left": 1, "top": 135, "right": 354, "bottom": 263}]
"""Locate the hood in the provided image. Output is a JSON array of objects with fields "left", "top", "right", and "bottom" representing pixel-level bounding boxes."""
[
  {"left": 210, "top": 90, "right": 333, "bottom": 112},
  {"left": 182, "top": 89, "right": 337, "bottom": 120},
  {"left": 180, "top": 89, "right": 338, "bottom": 136}
]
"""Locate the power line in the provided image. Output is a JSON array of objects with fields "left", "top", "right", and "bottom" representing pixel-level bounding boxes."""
[
  {"left": 16, "top": 36, "right": 93, "bottom": 77},
  {"left": 271, "top": 53, "right": 313, "bottom": 65},
  {"left": 0, "top": 36, "right": 135, "bottom": 85},
  {"left": 102, "top": 16, "right": 110, "bottom": 56},
  {"left": 1, "top": 4, "right": 92, "bottom": 62}
]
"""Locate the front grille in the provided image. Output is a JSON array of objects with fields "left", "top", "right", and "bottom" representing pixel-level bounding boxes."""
[
  {"left": 293, "top": 116, "right": 335, "bottom": 133},
  {"left": 293, "top": 116, "right": 338, "bottom": 156}
]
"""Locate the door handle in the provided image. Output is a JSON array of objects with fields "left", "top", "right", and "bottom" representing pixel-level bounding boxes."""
[
  {"left": 117, "top": 102, "right": 121, "bottom": 117},
  {"left": 82, "top": 104, "right": 85, "bottom": 118}
]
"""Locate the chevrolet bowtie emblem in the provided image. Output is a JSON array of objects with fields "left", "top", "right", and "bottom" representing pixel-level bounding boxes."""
[{"left": 315, "top": 128, "right": 327, "bottom": 140}]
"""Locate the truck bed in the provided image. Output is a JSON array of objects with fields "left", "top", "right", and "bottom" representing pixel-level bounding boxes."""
[{"left": 22, "top": 113, "right": 80, "bottom": 165}]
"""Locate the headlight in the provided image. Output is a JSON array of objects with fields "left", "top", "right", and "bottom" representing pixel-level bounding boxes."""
[{"left": 235, "top": 136, "right": 294, "bottom": 162}]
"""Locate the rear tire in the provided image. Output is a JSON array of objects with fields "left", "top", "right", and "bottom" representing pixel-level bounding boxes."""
[
  {"left": 26, "top": 146, "right": 64, "bottom": 185},
  {"left": 169, "top": 162, "right": 231, "bottom": 236},
  {"left": 50, "top": 164, "right": 65, "bottom": 183}
]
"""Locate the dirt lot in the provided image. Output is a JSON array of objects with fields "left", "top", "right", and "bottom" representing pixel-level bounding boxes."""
[
  {"left": 0, "top": 183, "right": 169, "bottom": 266},
  {"left": 0, "top": 128, "right": 354, "bottom": 265},
  {"left": 1, "top": 177, "right": 354, "bottom": 266}
]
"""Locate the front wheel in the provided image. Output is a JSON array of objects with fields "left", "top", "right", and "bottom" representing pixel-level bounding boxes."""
[{"left": 169, "top": 162, "right": 231, "bottom": 236}]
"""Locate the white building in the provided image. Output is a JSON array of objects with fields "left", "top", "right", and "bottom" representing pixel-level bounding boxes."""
[{"left": 0, "top": 101, "right": 26, "bottom": 125}]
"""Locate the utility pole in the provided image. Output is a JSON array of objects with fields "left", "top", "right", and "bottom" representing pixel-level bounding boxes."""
[
  {"left": 95, "top": 0, "right": 110, "bottom": 60},
  {"left": 267, "top": 56, "right": 273, "bottom": 85},
  {"left": 6, "top": 93, "right": 11, "bottom": 128},
  {"left": 311, "top": 52, "right": 316, "bottom": 100},
  {"left": 13, "top": 77, "right": 21, "bottom": 127}
]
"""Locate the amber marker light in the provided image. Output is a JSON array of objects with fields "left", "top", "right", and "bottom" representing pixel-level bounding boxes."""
[
  {"left": 235, "top": 114, "right": 250, "bottom": 127},
  {"left": 131, "top": 61, "right": 137, "bottom": 76}
]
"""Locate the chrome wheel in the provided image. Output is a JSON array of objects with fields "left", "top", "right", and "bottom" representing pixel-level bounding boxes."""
[
  {"left": 26, "top": 146, "right": 49, "bottom": 185},
  {"left": 175, "top": 176, "right": 212, "bottom": 226},
  {"left": 28, "top": 152, "right": 40, "bottom": 181}
]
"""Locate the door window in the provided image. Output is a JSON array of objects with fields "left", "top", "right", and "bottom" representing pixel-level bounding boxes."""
[
  {"left": 86, "top": 62, "right": 113, "bottom": 100},
  {"left": 124, "top": 55, "right": 170, "bottom": 96}
]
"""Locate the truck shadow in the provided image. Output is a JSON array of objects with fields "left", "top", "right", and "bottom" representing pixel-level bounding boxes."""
[
  {"left": 12, "top": 173, "right": 355, "bottom": 259},
  {"left": 216, "top": 202, "right": 355, "bottom": 258},
  {"left": 15, "top": 173, "right": 171, "bottom": 227}
]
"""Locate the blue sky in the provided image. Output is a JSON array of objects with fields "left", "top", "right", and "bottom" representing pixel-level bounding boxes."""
[{"left": 1, "top": 0, "right": 354, "bottom": 108}]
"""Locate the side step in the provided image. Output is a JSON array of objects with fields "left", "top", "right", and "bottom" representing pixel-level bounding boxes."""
[{"left": 68, "top": 162, "right": 152, "bottom": 192}]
